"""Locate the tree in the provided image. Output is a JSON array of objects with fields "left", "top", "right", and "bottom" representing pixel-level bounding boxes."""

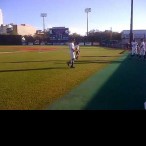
[
  {"left": 69, "top": 33, "right": 82, "bottom": 42},
  {"left": 24, "top": 35, "right": 34, "bottom": 43}
]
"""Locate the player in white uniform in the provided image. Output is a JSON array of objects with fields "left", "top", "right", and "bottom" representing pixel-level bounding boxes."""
[
  {"left": 131, "top": 39, "right": 138, "bottom": 57},
  {"left": 139, "top": 39, "right": 146, "bottom": 59},
  {"left": 67, "top": 39, "right": 76, "bottom": 68},
  {"left": 75, "top": 42, "right": 80, "bottom": 60}
]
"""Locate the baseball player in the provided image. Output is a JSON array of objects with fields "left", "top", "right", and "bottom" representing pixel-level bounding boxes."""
[
  {"left": 75, "top": 42, "right": 80, "bottom": 60},
  {"left": 139, "top": 39, "right": 146, "bottom": 59},
  {"left": 67, "top": 39, "right": 76, "bottom": 68},
  {"left": 131, "top": 39, "right": 138, "bottom": 57}
]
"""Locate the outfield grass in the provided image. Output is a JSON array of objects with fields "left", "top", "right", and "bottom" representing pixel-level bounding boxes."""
[{"left": 0, "top": 45, "right": 123, "bottom": 110}]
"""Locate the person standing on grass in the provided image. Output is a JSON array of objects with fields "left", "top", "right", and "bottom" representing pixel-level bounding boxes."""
[
  {"left": 139, "top": 39, "right": 146, "bottom": 59},
  {"left": 131, "top": 39, "right": 138, "bottom": 57},
  {"left": 67, "top": 39, "right": 76, "bottom": 68},
  {"left": 75, "top": 42, "right": 80, "bottom": 60},
  {"left": 137, "top": 42, "right": 140, "bottom": 57}
]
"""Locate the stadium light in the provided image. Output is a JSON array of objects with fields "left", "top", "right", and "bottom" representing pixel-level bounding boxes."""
[
  {"left": 130, "top": 0, "right": 133, "bottom": 48},
  {"left": 41, "top": 13, "right": 47, "bottom": 32},
  {"left": 85, "top": 8, "right": 91, "bottom": 36}
]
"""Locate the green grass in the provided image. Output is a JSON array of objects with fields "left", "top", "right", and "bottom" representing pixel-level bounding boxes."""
[
  {"left": 0, "top": 45, "right": 123, "bottom": 110},
  {"left": 48, "top": 53, "right": 146, "bottom": 110}
]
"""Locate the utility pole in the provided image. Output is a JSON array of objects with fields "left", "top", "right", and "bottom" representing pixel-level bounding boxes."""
[{"left": 130, "top": 0, "right": 133, "bottom": 48}]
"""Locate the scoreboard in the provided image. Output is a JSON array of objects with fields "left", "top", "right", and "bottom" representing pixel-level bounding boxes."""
[{"left": 49, "top": 27, "right": 69, "bottom": 42}]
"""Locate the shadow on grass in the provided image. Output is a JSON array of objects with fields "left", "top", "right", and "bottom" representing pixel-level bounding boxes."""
[
  {"left": 55, "top": 59, "right": 123, "bottom": 65},
  {"left": 0, "top": 67, "right": 67, "bottom": 73},
  {"left": 84, "top": 55, "right": 146, "bottom": 110},
  {"left": 75, "top": 60, "right": 123, "bottom": 64},
  {"left": 0, "top": 60, "right": 67, "bottom": 64},
  {"left": 81, "top": 55, "right": 120, "bottom": 58}
]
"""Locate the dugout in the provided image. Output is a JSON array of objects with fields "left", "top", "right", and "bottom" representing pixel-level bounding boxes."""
[{"left": 0, "top": 35, "right": 22, "bottom": 45}]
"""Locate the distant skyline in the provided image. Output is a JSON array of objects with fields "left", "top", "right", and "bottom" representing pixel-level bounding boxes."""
[{"left": 1, "top": 0, "right": 146, "bottom": 35}]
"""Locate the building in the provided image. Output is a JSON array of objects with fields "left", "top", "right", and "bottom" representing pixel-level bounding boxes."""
[
  {"left": 0, "top": 24, "right": 7, "bottom": 34},
  {"left": 17, "top": 24, "right": 36, "bottom": 36},
  {"left": 48, "top": 27, "right": 69, "bottom": 44},
  {"left": 121, "top": 30, "right": 146, "bottom": 44},
  {"left": 0, "top": 24, "right": 36, "bottom": 36},
  {"left": 0, "top": 9, "right": 3, "bottom": 25}
]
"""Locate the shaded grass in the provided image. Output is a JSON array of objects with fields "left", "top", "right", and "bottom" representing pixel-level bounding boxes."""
[
  {"left": 0, "top": 46, "right": 123, "bottom": 110},
  {"left": 48, "top": 53, "right": 146, "bottom": 110},
  {"left": 84, "top": 54, "right": 146, "bottom": 110}
]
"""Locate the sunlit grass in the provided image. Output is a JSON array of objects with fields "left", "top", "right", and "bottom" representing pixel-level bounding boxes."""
[{"left": 0, "top": 46, "right": 123, "bottom": 110}]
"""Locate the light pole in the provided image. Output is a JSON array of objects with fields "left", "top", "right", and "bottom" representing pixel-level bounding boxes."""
[
  {"left": 41, "top": 13, "right": 47, "bottom": 32},
  {"left": 85, "top": 8, "right": 91, "bottom": 36},
  {"left": 130, "top": 0, "right": 133, "bottom": 48}
]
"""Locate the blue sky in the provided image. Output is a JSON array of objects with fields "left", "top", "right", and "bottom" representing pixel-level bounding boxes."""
[{"left": 1, "top": 0, "right": 146, "bottom": 35}]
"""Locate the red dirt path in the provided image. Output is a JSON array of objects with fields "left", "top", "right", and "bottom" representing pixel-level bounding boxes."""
[{"left": 21, "top": 47, "right": 57, "bottom": 51}]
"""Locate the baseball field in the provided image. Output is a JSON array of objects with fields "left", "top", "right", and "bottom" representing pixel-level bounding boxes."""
[{"left": 0, "top": 45, "right": 124, "bottom": 110}]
